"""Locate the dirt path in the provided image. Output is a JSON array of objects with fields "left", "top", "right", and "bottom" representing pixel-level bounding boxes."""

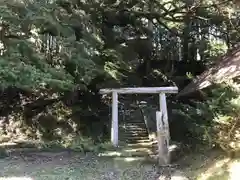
[
  {"left": 0, "top": 151, "right": 166, "bottom": 180},
  {"left": 0, "top": 149, "right": 237, "bottom": 180}
]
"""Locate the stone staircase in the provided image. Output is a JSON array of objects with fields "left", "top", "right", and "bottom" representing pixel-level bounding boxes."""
[
  {"left": 99, "top": 102, "right": 182, "bottom": 163},
  {"left": 99, "top": 114, "right": 182, "bottom": 165},
  {"left": 118, "top": 117, "right": 158, "bottom": 158}
]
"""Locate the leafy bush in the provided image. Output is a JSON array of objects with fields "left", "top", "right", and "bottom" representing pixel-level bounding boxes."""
[
  {"left": 172, "top": 82, "right": 240, "bottom": 155},
  {"left": 213, "top": 114, "right": 240, "bottom": 156},
  {"left": 67, "top": 137, "right": 114, "bottom": 152},
  {"left": 39, "top": 136, "right": 114, "bottom": 153}
]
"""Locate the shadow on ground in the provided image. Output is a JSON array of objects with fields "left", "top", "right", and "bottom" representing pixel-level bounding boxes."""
[
  {"left": 0, "top": 151, "right": 161, "bottom": 180},
  {"left": 0, "top": 144, "right": 239, "bottom": 180}
]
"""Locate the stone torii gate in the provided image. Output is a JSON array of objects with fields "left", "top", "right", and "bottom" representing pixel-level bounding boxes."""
[{"left": 100, "top": 87, "right": 178, "bottom": 164}]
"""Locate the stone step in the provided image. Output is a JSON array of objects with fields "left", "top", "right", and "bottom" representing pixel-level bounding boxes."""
[
  {"left": 120, "top": 125, "right": 146, "bottom": 128},
  {"left": 122, "top": 127, "right": 147, "bottom": 131},
  {"left": 123, "top": 129, "right": 146, "bottom": 131},
  {"left": 126, "top": 141, "right": 155, "bottom": 147},
  {"left": 120, "top": 132, "right": 149, "bottom": 136},
  {"left": 125, "top": 118, "right": 144, "bottom": 121},
  {"left": 123, "top": 139, "right": 151, "bottom": 144},
  {"left": 99, "top": 150, "right": 150, "bottom": 158},
  {"left": 121, "top": 122, "right": 146, "bottom": 125},
  {"left": 120, "top": 131, "right": 147, "bottom": 134},
  {"left": 119, "top": 127, "right": 147, "bottom": 131},
  {"left": 123, "top": 122, "right": 146, "bottom": 125},
  {"left": 121, "top": 125, "right": 146, "bottom": 127},
  {"left": 122, "top": 135, "right": 147, "bottom": 139},
  {"left": 118, "top": 129, "right": 148, "bottom": 134},
  {"left": 125, "top": 120, "right": 145, "bottom": 123},
  {"left": 126, "top": 142, "right": 155, "bottom": 146},
  {"left": 122, "top": 121, "right": 145, "bottom": 124},
  {"left": 120, "top": 133, "right": 148, "bottom": 137},
  {"left": 120, "top": 133, "right": 147, "bottom": 136},
  {"left": 120, "top": 127, "right": 147, "bottom": 130},
  {"left": 120, "top": 138, "right": 149, "bottom": 142},
  {"left": 120, "top": 132, "right": 148, "bottom": 136},
  {"left": 123, "top": 134, "right": 148, "bottom": 137},
  {"left": 120, "top": 139, "right": 149, "bottom": 142},
  {"left": 119, "top": 134, "right": 148, "bottom": 138},
  {"left": 121, "top": 125, "right": 146, "bottom": 129},
  {"left": 122, "top": 147, "right": 153, "bottom": 155},
  {"left": 125, "top": 122, "right": 145, "bottom": 124},
  {"left": 123, "top": 124, "right": 146, "bottom": 126}
]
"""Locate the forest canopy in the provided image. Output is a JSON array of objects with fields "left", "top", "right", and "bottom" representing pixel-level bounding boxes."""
[{"left": 0, "top": 0, "right": 238, "bottom": 92}]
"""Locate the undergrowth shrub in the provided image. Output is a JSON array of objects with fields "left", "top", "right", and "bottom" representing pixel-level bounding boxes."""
[
  {"left": 213, "top": 114, "right": 240, "bottom": 156},
  {"left": 40, "top": 136, "right": 114, "bottom": 153},
  {"left": 172, "top": 82, "right": 240, "bottom": 155},
  {"left": 0, "top": 89, "right": 109, "bottom": 146},
  {"left": 67, "top": 137, "right": 114, "bottom": 152}
]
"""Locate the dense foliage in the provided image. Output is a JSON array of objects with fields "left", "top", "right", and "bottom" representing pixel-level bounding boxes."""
[
  {"left": 1, "top": 0, "right": 238, "bottom": 90},
  {"left": 0, "top": 0, "right": 240, "bottom": 153}
]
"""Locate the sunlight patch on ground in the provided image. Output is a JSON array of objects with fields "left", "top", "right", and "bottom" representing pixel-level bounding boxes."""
[
  {"left": 127, "top": 142, "right": 153, "bottom": 147},
  {"left": 98, "top": 151, "right": 122, "bottom": 157},
  {"left": 123, "top": 157, "right": 143, "bottom": 162},
  {"left": 124, "top": 147, "right": 151, "bottom": 153},
  {"left": 229, "top": 160, "right": 240, "bottom": 180},
  {"left": 195, "top": 157, "right": 240, "bottom": 180},
  {"left": 0, "top": 142, "right": 18, "bottom": 147},
  {"left": 170, "top": 175, "right": 188, "bottom": 180},
  {"left": 197, "top": 158, "right": 230, "bottom": 180}
]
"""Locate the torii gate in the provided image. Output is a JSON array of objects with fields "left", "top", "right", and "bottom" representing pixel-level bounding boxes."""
[{"left": 100, "top": 87, "right": 178, "bottom": 164}]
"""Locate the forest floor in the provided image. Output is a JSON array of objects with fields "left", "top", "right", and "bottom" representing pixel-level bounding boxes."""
[
  {"left": 0, "top": 150, "right": 161, "bottom": 180},
  {"left": 0, "top": 147, "right": 239, "bottom": 180}
]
